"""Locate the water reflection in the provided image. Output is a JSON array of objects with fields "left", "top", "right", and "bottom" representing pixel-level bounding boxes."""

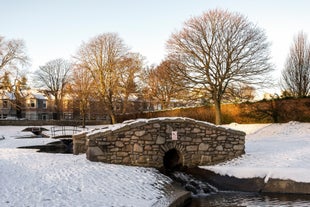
[{"left": 187, "top": 192, "right": 310, "bottom": 207}]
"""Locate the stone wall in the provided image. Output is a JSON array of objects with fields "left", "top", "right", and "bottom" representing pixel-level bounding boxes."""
[{"left": 73, "top": 117, "right": 245, "bottom": 168}]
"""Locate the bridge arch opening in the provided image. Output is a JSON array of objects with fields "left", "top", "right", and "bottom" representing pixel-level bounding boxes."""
[{"left": 163, "top": 148, "right": 183, "bottom": 171}]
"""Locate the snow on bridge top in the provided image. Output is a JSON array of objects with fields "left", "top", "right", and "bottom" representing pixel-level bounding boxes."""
[{"left": 86, "top": 117, "right": 245, "bottom": 137}]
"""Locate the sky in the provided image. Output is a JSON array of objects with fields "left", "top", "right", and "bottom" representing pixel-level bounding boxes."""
[{"left": 1, "top": 0, "right": 310, "bottom": 94}]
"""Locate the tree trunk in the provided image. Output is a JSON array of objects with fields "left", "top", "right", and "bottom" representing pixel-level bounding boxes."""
[
  {"left": 122, "top": 94, "right": 129, "bottom": 114},
  {"left": 214, "top": 99, "right": 222, "bottom": 125},
  {"left": 82, "top": 112, "right": 86, "bottom": 128},
  {"left": 110, "top": 113, "right": 116, "bottom": 124}
]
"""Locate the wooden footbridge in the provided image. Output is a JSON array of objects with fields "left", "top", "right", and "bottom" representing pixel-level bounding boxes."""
[
  {"left": 50, "top": 126, "right": 88, "bottom": 153},
  {"left": 50, "top": 126, "right": 88, "bottom": 139},
  {"left": 21, "top": 126, "right": 88, "bottom": 153}
]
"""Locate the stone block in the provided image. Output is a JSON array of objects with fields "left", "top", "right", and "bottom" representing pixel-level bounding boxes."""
[
  {"left": 217, "top": 136, "right": 226, "bottom": 141},
  {"left": 117, "top": 152, "right": 128, "bottom": 157},
  {"left": 193, "top": 138, "right": 202, "bottom": 143},
  {"left": 134, "top": 143, "right": 143, "bottom": 152},
  {"left": 166, "top": 125, "right": 173, "bottom": 133},
  {"left": 123, "top": 145, "right": 132, "bottom": 152},
  {"left": 156, "top": 136, "right": 165, "bottom": 144},
  {"left": 135, "top": 130, "right": 146, "bottom": 137},
  {"left": 131, "top": 135, "right": 139, "bottom": 140},
  {"left": 153, "top": 123, "right": 160, "bottom": 128},
  {"left": 200, "top": 155, "right": 212, "bottom": 164},
  {"left": 142, "top": 133, "right": 152, "bottom": 141},
  {"left": 225, "top": 143, "right": 233, "bottom": 148},
  {"left": 123, "top": 157, "right": 131, "bottom": 164},
  {"left": 192, "top": 128, "right": 201, "bottom": 133},
  {"left": 86, "top": 146, "right": 104, "bottom": 161},
  {"left": 216, "top": 145, "right": 223, "bottom": 151},
  {"left": 199, "top": 143, "right": 210, "bottom": 151},
  {"left": 191, "top": 154, "right": 201, "bottom": 163},
  {"left": 137, "top": 156, "right": 147, "bottom": 164},
  {"left": 144, "top": 145, "right": 152, "bottom": 151},
  {"left": 115, "top": 141, "right": 124, "bottom": 147},
  {"left": 233, "top": 145, "right": 244, "bottom": 150},
  {"left": 145, "top": 140, "right": 155, "bottom": 145},
  {"left": 186, "top": 145, "right": 198, "bottom": 151}
]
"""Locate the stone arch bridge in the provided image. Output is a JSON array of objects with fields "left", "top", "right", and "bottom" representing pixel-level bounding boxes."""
[{"left": 73, "top": 117, "right": 245, "bottom": 169}]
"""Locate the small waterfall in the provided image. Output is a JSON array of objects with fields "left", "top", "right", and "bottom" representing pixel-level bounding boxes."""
[{"left": 170, "top": 171, "right": 218, "bottom": 196}]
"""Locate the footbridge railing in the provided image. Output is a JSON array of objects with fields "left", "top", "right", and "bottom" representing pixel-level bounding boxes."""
[{"left": 50, "top": 126, "right": 88, "bottom": 138}]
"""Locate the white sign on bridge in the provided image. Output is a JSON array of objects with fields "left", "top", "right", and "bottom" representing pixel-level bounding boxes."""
[{"left": 172, "top": 131, "right": 178, "bottom": 140}]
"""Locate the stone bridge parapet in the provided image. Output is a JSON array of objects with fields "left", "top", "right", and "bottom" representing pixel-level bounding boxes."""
[{"left": 73, "top": 117, "right": 245, "bottom": 168}]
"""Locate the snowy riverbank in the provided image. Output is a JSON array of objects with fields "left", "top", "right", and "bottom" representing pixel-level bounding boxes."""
[
  {"left": 203, "top": 121, "right": 310, "bottom": 183},
  {"left": 0, "top": 126, "right": 177, "bottom": 207}
]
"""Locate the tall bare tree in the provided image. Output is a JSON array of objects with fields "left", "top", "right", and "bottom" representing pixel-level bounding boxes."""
[
  {"left": 118, "top": 52, "right": 143, "bottom": 114},
  {"left": 167, "top": 9, "right": 273, "bottom": 124},
  {"left": 69, "top": 64, "right": 95, "bottom": 127},
  {"left": 281, "top": 31, "right": 310, "bottom": 97},
  {"left": 0, "top": 36, "right": 29, "bottom": 72},
  {"left": 0, "top": 36, "right": 29, "bottom": 118},
  {"left": 144, "top": 59, "right": 186, "bottom": 109},
  {"left": 35, "top": 58, "right": 72, "bottom": 119},
  {"left": 75, "top": 33, "right": 131, "bottom": 124},
  {"left": 2, "top": 70, "right": 28, "bottom": 118}
]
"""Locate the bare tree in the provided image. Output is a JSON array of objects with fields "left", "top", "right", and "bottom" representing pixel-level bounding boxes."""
[
  {"left": 0, "top": 36, "right": 29, "bottom": 118},
  {"left": 281, "top": 31, "right": 310, "bottom": 97},
  {"left": 75, "top": 33, "right": 130, "bottom": 124},
  {"left": 144, "top": 59, "right": 186, "bottom": 109},
  {"left": 69, "top": 64, "right": 95, "bottom": 127},
  {"left": 35, "top": 58, "right": 72, "bottom": 119},
  {"left": 166, "top": 9, "right": 273, "bottom": 124},
  {"left": 224, "top": 84, "right": 256, "bottom": 103},
  {"left": 118, "top": 52, "right": 143, "bottom": 114},
  {"left": 0, "top": 36, "right": 29, "bottom": 72}
]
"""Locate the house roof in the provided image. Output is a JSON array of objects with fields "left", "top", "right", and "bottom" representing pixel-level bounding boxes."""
[
  {"left": 24, "top": 90, "right": 48, "bottom": 100},
  {"left": 0, "top": 91, "right": 16, "bottom": 100}
]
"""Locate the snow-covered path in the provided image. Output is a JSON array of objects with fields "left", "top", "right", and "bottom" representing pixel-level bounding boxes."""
[{"left": 0, "top": 126, "right": 173, "bottom": 207}]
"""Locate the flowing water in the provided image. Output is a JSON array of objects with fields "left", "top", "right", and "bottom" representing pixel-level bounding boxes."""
[
  {"left": 171, "top": 171, "right": 310, "bottom": 207},
  {"left": 187, "top": 192, "right": 310, "bottom": 207}
]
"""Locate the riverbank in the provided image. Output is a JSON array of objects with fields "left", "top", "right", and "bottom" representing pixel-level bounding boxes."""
[
  {"left": 165, "top": 183, "right": 191, "bottom": 207},
  {"left": 186, "top": 167, "right": 310, "bottom": 194},
  {"left": 174, "top": 122, "right": 310, "bottom": 206},
  {"left": 203, "top": 122, "right": 310, "bottom": 183}
]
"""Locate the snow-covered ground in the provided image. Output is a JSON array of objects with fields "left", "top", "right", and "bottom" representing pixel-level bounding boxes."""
[
  {"left": 0, "top": 121, "right": 309, "bottom": 206},
  {"left": 203, "top": 121, "right": 310, "bottom": 183},
  {"left": 0, "top": 126, "right": 174, "bottom": 207}
]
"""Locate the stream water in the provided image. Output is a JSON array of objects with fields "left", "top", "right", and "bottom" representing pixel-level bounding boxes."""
[
  {"left": 171, "top": 171, "right": 310, "bottom": 207},
  {"left": 187, "top": 192, "right": 310, "bottom": 206}
]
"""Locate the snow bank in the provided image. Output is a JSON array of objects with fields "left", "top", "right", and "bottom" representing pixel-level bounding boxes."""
[
  {"left": 0, "top": 126, "right": 174, "bottom": 207},
  {"left": 203, "top": 122, "right": 310, "bottom": 183}
]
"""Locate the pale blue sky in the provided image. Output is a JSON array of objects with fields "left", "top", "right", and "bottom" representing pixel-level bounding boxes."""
[{"left": 1, "top": 0, "right": 310, "bottom": 93}]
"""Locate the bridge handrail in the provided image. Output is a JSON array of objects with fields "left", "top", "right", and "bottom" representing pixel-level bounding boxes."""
[{"left": 50, "top": 126, "right": 88, "bottom": 138}]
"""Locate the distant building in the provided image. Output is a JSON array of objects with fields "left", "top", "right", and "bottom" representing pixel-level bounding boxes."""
[
  {"left": 0, "top": 89, "right": 200, "bottom": 121},
  {"left": 0, "top": 91, "right": 16, "bottom": 119},
  {"left": 23, "top": 91, "right": 53, "bottom": 120}
]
